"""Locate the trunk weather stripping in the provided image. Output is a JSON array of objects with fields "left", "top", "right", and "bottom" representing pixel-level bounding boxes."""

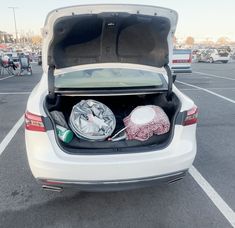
[
  {"left": 54, "top": 87, "right": 168, "bottom": 96},
  {"left": 51, "top": 69, "right": 170, "bottom": 96},
  {"left": 48, "top": 65, "right": 55, "bottom": 99},
  {"left": 42, "top": 94, "right": 183, "bottom": 155},
  {"left": 164, "top": 64, "right": 173, "bottom": 101}
]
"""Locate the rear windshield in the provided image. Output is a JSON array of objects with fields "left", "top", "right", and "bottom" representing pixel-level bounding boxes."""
[
  {"left": 55, "top": 68, "right": 167, "bottom": 89},
  {"left": 173, "top": 49, "right": 191, "bottom": 54}
]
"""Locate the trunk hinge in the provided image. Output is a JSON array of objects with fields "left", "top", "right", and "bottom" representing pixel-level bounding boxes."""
[
  {"left": 164, "top": 64, "right": 173, "bottom": 101},
  {"left": 48, "top": 65, "right": 55, "bottom": 99}
]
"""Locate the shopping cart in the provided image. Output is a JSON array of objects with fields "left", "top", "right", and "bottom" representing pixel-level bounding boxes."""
[
  {"left": 0, "top": 57, "right": 16, "bottom": 76},
  {"left": 19, "top": 56, "right": 32, "bottom": 76}
]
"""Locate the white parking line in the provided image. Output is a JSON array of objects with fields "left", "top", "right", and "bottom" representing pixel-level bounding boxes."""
[
  {"left": 194, "top": 71, "right": 235, "bottom": 81},
  {"left": 0, "top": 115, "right": 24, "bottom": 157},
  {"left": 0, "top": 92, "right": 30, "bottom": 95},
  {"left": 177, "top": 80, "right": 235, "bottom": 104},
  {"left": 189, "top": 166, "right": 235, "bottom": 227},
  {"left": 177, "top": 80, "right": 235, "bottom": 227},
  {"left": 180, "top": 87, "right": 235, "bottom": 91},
  {"left": 0, "top": 75, "right": 15, "bottom": 81}
]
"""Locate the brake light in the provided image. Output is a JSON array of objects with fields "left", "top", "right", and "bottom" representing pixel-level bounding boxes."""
[
  {"left": 173, "top": 58, "right": 191, "bottom": 63},
  {"left": 183, "top": 106, "right": 198, "bottom": 126},
  {"left": 173, "top": 59, "right": 187, "bottom": 63},
  {"left": 25, "top": 111, "right": 46, "bottom": 132},
  {"left": 188, "top": 53, "right": 192, "bottom": 63}
]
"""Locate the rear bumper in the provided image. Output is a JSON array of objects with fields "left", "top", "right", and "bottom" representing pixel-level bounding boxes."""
[
  {"left": 25, "top": 125, "right": 197, "bottom": 189},
  {"left": 214, "top": 57, "right": 229, "bottom": 62},
  {"left": 172, "top": 67, "right": 192, "bottom": 74},
  {"left": 39, "top": 170, "right": 187, "bottom": 191}
]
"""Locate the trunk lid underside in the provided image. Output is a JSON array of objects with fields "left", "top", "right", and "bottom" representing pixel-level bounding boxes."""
[
  {"left": 48, "top": 13, "right": 170, "bottom": 69},
  {"left": 44, "top": 4, "right": 178, "bottom": 70}
]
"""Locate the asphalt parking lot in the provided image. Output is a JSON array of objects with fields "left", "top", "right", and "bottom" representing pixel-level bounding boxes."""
[{"left": 0, "top": 62, "right": 235, "bottom": 228}]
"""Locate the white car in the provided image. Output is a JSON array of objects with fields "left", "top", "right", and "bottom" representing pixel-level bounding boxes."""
[
  {"left": 25, "top": 4, "right": 198, "bottom": 192},
  {"left": 199, "top": 48, "right": 230, "bottom": 63},
  {"left": 172, "top": 49, "right": 192, "bottom": 73}
]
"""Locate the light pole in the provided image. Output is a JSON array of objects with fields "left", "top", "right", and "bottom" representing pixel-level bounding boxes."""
[{"left": 8, "top": 7, "right": 18, "bottom": 43}]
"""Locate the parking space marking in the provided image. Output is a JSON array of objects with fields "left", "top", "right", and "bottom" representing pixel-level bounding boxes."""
[
  {"left": 180, "top": 87, "right": 235, "bottom": 91},
  {"left": 0, "top": 115, "right": 24, "bottom": 157},
  {"left": 0, "top": 75, "right": 15, "bottom": 81},
  {"left": 177, "top": 80, "right": 235, "bottom": 104},
  {"left": 190, "top": 166, "right": 235, "bottom": 227},
  {"left": 194, "top": 71, "right": 235, "bottom": 81},
  {"left": 177, "top": 79, "right": 235, "bottom": 227},
  {"left": 0, "top": 92, "right": 30, "bottom": 95}
]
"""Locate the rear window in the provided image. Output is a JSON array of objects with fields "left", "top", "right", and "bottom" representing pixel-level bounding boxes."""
[
  {"left": 55, "top": 68, "right": 167, "bottom": 89},
  {"left": 173, "top": 49, "right": 191, "bottom": 54}
]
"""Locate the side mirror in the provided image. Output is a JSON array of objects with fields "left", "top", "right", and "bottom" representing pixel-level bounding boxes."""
[{"left": 172, "top": 74, "right": 177, "bottom": 83}]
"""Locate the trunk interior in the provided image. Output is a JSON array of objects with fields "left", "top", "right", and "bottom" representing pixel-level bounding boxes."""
[{"left": 44, "top": 93, "right": 181, "bottom": 153}]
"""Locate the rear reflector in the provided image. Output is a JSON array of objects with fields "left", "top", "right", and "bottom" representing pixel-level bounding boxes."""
[
  {"left": 189, "top": 54, "right": 192, "bottom": 63},
  {"left": 183, "top": 106, "right": 198, "bottom": 126},
  {"left": 173, "top": 59, "right": 191, "bottom": 63},
  {"left": 25, "top": 111, "right": 46, "bottom": 132},
  {"left": 173, "top": 54, "right": 192, "bottom": 64}
]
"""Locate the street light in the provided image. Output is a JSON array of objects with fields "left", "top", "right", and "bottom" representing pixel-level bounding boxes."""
[{"left": 8, "top": 7, "right": 19, "bottom": 43}]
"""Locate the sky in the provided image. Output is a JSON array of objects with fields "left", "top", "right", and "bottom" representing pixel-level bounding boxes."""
[{"left": 1, "top": 0, "right": 235, "bottom": 41}]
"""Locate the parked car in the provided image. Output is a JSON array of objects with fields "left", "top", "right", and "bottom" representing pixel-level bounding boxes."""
[
  {"left": 198, "top": 48, "right": 230, "bottom": 63},
  {"left": 231, "top": 49, "right": 235, "bottom": 60},
  {"left": 38, "top": 51, "right": 42, "bottom": 65},
  {"left": 171, "top": 49, "right": 192, "bottom": 73},
  {"left": 25, "top": 4, "right": 198, "bottom": 192}
]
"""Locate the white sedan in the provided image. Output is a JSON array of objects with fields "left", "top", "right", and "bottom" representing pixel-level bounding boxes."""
[
  {"left": 25, "top": 4, "right": 198, "bottom": 192},
  {"left": 199, "top": 48, "right": 230, "bottom": 63}
]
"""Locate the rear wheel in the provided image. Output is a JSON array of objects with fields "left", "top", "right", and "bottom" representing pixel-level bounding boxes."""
[
  {"left": 209, "top": 57, "right": 214, "bottom": 63},
  {"left": 222, "top": 60, "right": 228, "bottom": 64}
]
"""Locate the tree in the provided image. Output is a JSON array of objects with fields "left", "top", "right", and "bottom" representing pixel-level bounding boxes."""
[
  {"left": 216, "top": 37, "right": 230, "bottom": 46},
  {"left": 202, "top": 38, "right": 214, "bottom": 46},
  {"left": 31, "top": 35, "right": 42, "bottom": 45},
  {"left": 185, "top": 36, "right": 195, "bottom": 46},
  {"left": 173, "top": 36, "right": 177, "bottom": 45}
]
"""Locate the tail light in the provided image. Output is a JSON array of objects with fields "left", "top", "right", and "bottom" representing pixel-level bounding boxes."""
[
  {"left": 25, "top": 111, "right": 46, "bottom": 132},
  {"left": 172, "top": 57, "right": 191, "bottom": 64},
  {"left": 188, "top": 53, "right": 192, "bottom": 63},
  {"left": 183, "top": 106, "right": 198, "bottom": 126}
]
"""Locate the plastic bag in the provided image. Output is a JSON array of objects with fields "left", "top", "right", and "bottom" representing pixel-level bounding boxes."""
[{"left": 69, "top": 100, "right": 116, "bottom": 141}]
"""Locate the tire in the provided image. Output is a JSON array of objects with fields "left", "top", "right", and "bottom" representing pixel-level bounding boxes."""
[
  {"left": 209, "top": 57, "right": 214, "bottom": 63},
  {"left": 222, "top": 60, "right": 228, "bottom": 64}
]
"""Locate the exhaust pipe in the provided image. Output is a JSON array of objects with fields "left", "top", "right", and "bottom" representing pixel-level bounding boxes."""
[
  {"left": 168, "top": 177, "right": 184, "bottom": 184},
  {"left": 42, "top": 185, "right": 63, "bottom": 192}
]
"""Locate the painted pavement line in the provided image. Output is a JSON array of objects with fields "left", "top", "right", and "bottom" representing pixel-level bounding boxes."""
[
  {"left": 0, "top": 92, "right": 30, "bottom": 95},
  {"left": 0, "top": 75, "right": 15, "bottom": 81},
  {"left": 177, "top": 80, "right": 235, "bottom": 227},
  {"left": 0, "top": 115, "right": 24, "bottom": 157},
  {"left": 180, "top": 87, "right": 235, "bottom": 91},
  {"left": 194, "top": 71, "right": 235, "bottom": 81},
  {"left": 177, "top": 80, "right": 235, "bottom": 104},
  {"left": 190, "top": 166, "right": 235, "bottom": 227}
]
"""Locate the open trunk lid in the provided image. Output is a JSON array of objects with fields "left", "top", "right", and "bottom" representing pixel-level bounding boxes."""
[{"left": 42, "top": 4, "right": 178, "bottom": 95}]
